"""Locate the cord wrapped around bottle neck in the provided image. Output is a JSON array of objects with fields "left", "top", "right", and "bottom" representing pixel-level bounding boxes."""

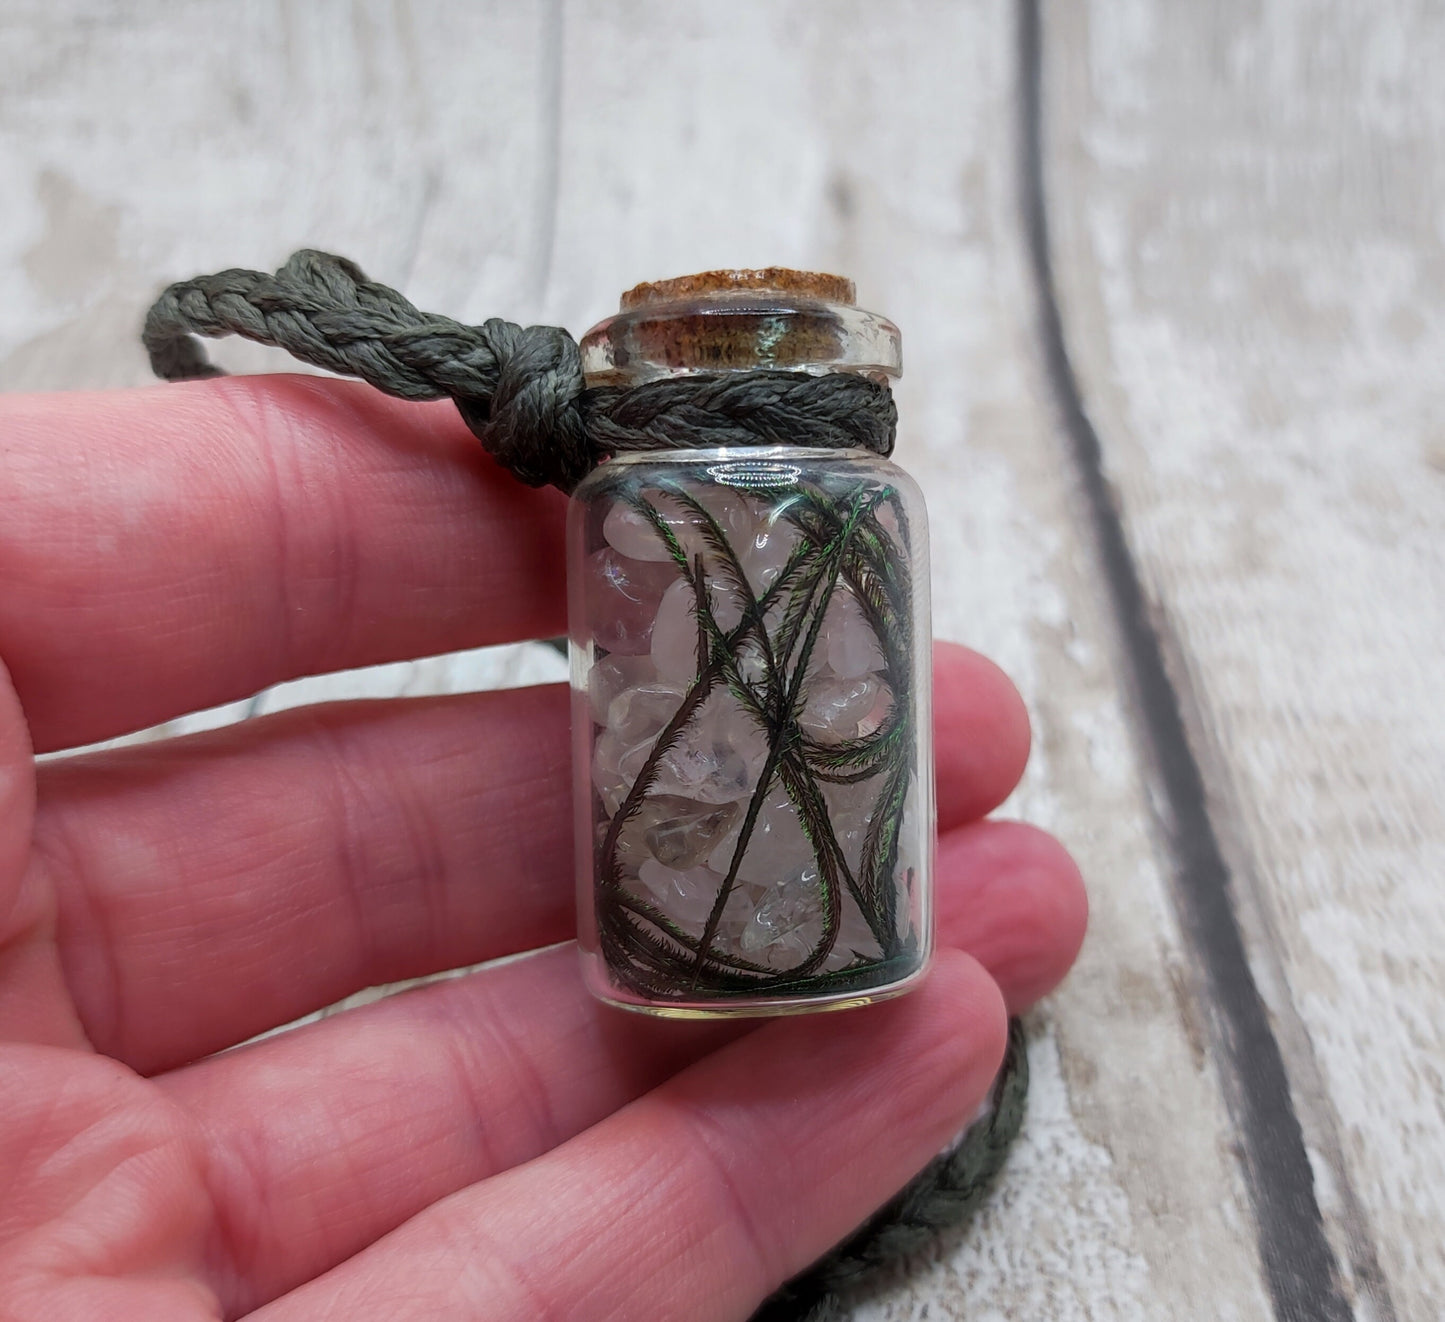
[{"left": 143, "top": 250, "right": 898, "bottom": 494}]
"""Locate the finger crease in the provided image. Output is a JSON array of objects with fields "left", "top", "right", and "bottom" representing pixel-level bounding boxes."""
[
  {"left": 31, "top": 817, "right": 122, "bottom": 1054},
  {"left": 429, "top": 981, "right": 561, "bottom": 1176},
  {"left": 307, "top": 718, "right": 382, "bottom": 985},
  {"left": 663, "top": 1098, "right": 779, "bottom": 1297}
]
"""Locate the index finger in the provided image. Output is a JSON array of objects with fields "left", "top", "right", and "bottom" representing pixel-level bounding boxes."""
[{"left": 0, "top": 376, "right": 565, "bottom": 752}]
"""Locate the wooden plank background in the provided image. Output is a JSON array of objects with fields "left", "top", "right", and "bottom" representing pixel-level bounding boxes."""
[{"left": 1, "top": 3, "right": 1439, "bottom": 1318}]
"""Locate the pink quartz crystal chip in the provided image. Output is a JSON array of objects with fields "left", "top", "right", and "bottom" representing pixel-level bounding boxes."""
[
  {"left": 800, "top": 673, "right": 885, "bottom": 742},
  {"left": 586, "top": 548, "right": 676, "bottom": 655},
  {"left": 824, "top": 589, "right": 886, "bottom": 678}
]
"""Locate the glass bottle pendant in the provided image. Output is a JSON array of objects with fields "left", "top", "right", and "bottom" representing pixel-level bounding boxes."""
[{"left": 568, "top": 272, "right": 934, "bottom": 1016}]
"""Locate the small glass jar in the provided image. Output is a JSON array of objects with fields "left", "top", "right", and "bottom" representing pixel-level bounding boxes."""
[{"left": 568, "top": 270, "right": 933, "bottom": 1016}]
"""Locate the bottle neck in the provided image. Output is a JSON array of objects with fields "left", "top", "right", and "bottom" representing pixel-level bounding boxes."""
[{"left": 579, "top": 281, "right": 901, "bottom": 390}]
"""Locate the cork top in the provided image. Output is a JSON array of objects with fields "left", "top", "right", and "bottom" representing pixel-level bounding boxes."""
[
  {"left": 581, "top": 267, "right": 900, "bottom": 386},
  {"left": 621, "top": 268, "right": 856, "bottom": 310}
]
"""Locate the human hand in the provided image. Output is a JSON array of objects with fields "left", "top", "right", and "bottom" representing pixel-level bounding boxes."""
[{"left": 0, "top": 379, "right": 1086, "bottom": 1321}]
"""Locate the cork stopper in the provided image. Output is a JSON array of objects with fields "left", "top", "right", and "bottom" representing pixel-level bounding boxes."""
[
  {"left": 580, "top": 268, "right": 900, "bottom": 385},
  {"left": 621, "top": 268, "right": 856, "bottom": 310}
]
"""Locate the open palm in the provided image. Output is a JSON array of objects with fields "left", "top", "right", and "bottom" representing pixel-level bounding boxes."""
[{"left": 0, "top": 378, "right": 1086, "bottom": 1321}]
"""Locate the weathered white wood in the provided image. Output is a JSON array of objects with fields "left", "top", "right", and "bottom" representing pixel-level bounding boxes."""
[
  {"left": 1044, "top": 3, "right": 1445, "bottom": 1318},
  {"left": 0, "top": 0, "right": 560, "bottom": 391},
  {"left": 0, "top": 1, "right": 1364, "bottom": 1316}
]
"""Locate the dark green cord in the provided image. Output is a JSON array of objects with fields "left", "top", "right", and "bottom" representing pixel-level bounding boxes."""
[
  {"left": 143, "top": 249, "right": 897, "bottom": 492},
  {"left": 754, "top": 1018, "right": 1028, "bottom": 1320}
]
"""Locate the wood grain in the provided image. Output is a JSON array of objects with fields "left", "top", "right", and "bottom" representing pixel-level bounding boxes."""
[
  {"left": 1042, "top": 3, "right": 1445, "bottom": 1319},
  {"left": 2, "top": 1, "right": 1437, "bottom": 1318}
]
